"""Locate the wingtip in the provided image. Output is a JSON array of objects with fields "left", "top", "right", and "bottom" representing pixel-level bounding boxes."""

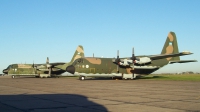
[{"left": 181, "top": 51, "right": 193, "bottom": 54}]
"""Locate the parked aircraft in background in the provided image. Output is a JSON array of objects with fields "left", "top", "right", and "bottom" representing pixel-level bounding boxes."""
[
  {"left": 65, "top": 32, "right": 197, "bottom": 80},
  {"left": 2, "top": 45, "right": 85, "bottom": 78}
]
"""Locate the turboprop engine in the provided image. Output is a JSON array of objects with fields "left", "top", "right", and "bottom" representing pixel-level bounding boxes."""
[
  {"left": 135, "top": 57, "right": 151, "bottom": 65},
  {"left": 118, "top": 57, "right": 151, "bottom": 66},
  {"left": 113, "top": 47, "right": 152, "bottom": 67}
]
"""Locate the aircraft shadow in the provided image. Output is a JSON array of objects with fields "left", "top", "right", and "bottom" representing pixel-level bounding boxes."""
[
  {"left": 83, "top": 77, "right": 114, "bottom": 80},
  {"left": 139, "top": 75, "right": 167, "bottom": 80},
  {"left": 0, "top": 94, "right": 108, "bottom": 112},
  {"left": 78, "top": 76, "right": 167, "bottom": 80}
]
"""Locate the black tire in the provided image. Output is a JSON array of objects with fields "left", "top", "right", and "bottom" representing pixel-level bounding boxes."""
[
  {"left": 11, "top": 75, "right": 15, "bottom": 79},
  {"left": 80, "top": 76, "right": 85, "bottom": 81}
]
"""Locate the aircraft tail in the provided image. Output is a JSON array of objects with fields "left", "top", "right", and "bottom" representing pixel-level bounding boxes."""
[
  {"left": 70, "top": 45, "right": 84, "bottom": 63},
  {"left": 161, "top": 32, "right": 180, "bottom": 61}
]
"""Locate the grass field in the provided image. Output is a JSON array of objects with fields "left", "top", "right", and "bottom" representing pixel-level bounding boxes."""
[{"left": 141, "top": 74, "right": 200, "bottom": 81}]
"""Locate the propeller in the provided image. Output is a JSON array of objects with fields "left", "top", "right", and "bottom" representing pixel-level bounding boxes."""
[
  {"left": 131, "top": 47, "right": 139, "bottom": 78},
  {"left": 112, "top": 48, "right": 138, "bottom": 74}
]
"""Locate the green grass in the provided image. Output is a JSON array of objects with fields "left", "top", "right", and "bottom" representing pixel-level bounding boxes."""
[{"left": 141, "top": 74, "right": 200, "bottom": 81}]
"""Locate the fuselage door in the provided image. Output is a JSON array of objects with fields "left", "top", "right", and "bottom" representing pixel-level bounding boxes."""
[{"left": 90, "top": 68, "right": 95, "bottom": 74}]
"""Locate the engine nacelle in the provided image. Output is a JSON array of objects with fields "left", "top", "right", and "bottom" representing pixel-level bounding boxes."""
[
  {"left": 117, "top": 57, "right": 151, "bottom": 66},
  {"left": 135, "top": 57, "right": 151, "bottom": 64},
  {"left": 119, "top": 59, "right": 133, "bottom": 66},
  {"left": 46, "top": 64, "right": 52, "bottom": 68}
]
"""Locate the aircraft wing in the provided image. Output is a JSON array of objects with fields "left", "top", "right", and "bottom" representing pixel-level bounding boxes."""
[
  {"left": 36, "top": 62, "right": 65, "bottom": 66},
  {"left": 49, "top": 62, "right": 65, "bottom": 66},
  {"left": 148, "top": 51, "right": 193, "bottom": 60},
  {"left": 169, "top": 60, "right": 197, "bottom": 64},
  {"left": 34, "top": 62, "right": 65, "bottom": 69}
]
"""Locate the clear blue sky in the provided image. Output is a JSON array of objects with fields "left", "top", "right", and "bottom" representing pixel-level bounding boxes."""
[{"left": 0, "top": 0, "right": 199, "bottom": 74}]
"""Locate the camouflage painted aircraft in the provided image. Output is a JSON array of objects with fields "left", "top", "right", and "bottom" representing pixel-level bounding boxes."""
[
  {"left": 65, "top": 32, "right": 197, "bottom": 80},
  {"left": 2, "top": 45, "right": 85, "bottom": 78}
]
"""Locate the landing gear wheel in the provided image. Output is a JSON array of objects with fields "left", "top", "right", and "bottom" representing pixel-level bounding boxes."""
[
  {"left": 12, "top": 75, "right": 15, "bottom": 79},
  {"left": 80, "top": 76, "right": 85, "bottom": 81}
]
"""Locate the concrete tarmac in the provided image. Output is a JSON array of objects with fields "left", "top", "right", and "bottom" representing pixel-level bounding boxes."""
[{"left": 0, "top": 76, "right": 200, "bottom": 112}]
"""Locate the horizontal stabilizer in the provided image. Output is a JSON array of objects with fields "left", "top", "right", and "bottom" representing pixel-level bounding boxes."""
[
  {"left": 169, "top": 60, "right": 197, "bottom": 64},
  {"left": 149, "top": 51, "right": 193, "bottom": 60}
]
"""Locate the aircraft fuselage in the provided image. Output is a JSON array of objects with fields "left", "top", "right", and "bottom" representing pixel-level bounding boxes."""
[{"left": 67, "top": 57, "right": 168, "bottom": 76}]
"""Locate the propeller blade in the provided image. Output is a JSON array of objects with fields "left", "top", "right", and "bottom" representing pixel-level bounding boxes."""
[
  {"left": 32, "top": 61, "right": 34, "bottom": 68},
  {"left": 32, "top": 61, "right": 37, "bottom": 74},
  {"left": 117, "top": 50, "right": 120, "bottom": 73},
  {"left": 49, "top": 67, "right": 52, "bottom": 77},
  {"left": 117, "top": 50, "right": 119, "bottom": 59},
  {"left": 46, "top": 57, "right": 49, "bottom": 64},
  {"left": 46, "top": 57, "right": 52, "bottom": 68},
  {"left": 32, "top": 61, "right": 35, "bottom": 74},
  {"left": 132, "top": 47, "right": 135, "bottom": 60},
  {"left": 132, "top": 47, "right": 135, "bottom": 71}
]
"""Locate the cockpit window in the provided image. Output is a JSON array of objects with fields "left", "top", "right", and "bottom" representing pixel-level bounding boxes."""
[
  {"left": 77, "top": 58, "right": 83, "bottom": 63},
  {"left": 73, "top": 58, "right": 83, "bottom": 65},
  {"left": 6, "top": 65, "right": 11, "bottom": 69}
]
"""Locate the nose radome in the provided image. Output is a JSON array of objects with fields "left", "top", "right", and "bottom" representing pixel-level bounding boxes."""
[
  {"left": 66, "top": 65, "right": 75, "bottom": 74},
  {"left": 3, "top": 69, "right": 8, "bottom": 74}
]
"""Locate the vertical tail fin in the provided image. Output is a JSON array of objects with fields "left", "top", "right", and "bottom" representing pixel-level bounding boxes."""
[
  {"left": 70, "top": 45, "right": 84, "bottom": 63},
  {"left": 161, "top": 32, "right": 180, "bottom": 61}
]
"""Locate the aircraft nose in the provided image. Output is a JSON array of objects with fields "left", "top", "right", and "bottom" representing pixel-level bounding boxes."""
[
  {"left": 66, "top": 65, "right": 75, "bottom": 74},
  {"left": 3, "top": 69, "right": 8, "bottom": 74}
]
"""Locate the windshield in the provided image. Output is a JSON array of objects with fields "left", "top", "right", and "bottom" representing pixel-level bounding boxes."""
[
  {"left": 73, "top": 58, "right": 83, "bottom": 66},
  {"left": 6, "top": 65, "right": 11, "bottom": 69}
]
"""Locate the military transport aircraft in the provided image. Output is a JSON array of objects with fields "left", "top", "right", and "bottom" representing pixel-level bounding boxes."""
[
  {"left": 65, "top": 32, "right": 197, "bottom": 80},
  {"left": 2, "top": 45, "right": 85, "bottom": 78}
]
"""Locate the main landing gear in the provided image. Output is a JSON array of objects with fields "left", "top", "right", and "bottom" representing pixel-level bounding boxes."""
[
  {"left": 12, "top": 75, "right": 15, "bottom": 79},
  {"left": 79, "top": 76, "right": 85, "bottom": 81}
]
